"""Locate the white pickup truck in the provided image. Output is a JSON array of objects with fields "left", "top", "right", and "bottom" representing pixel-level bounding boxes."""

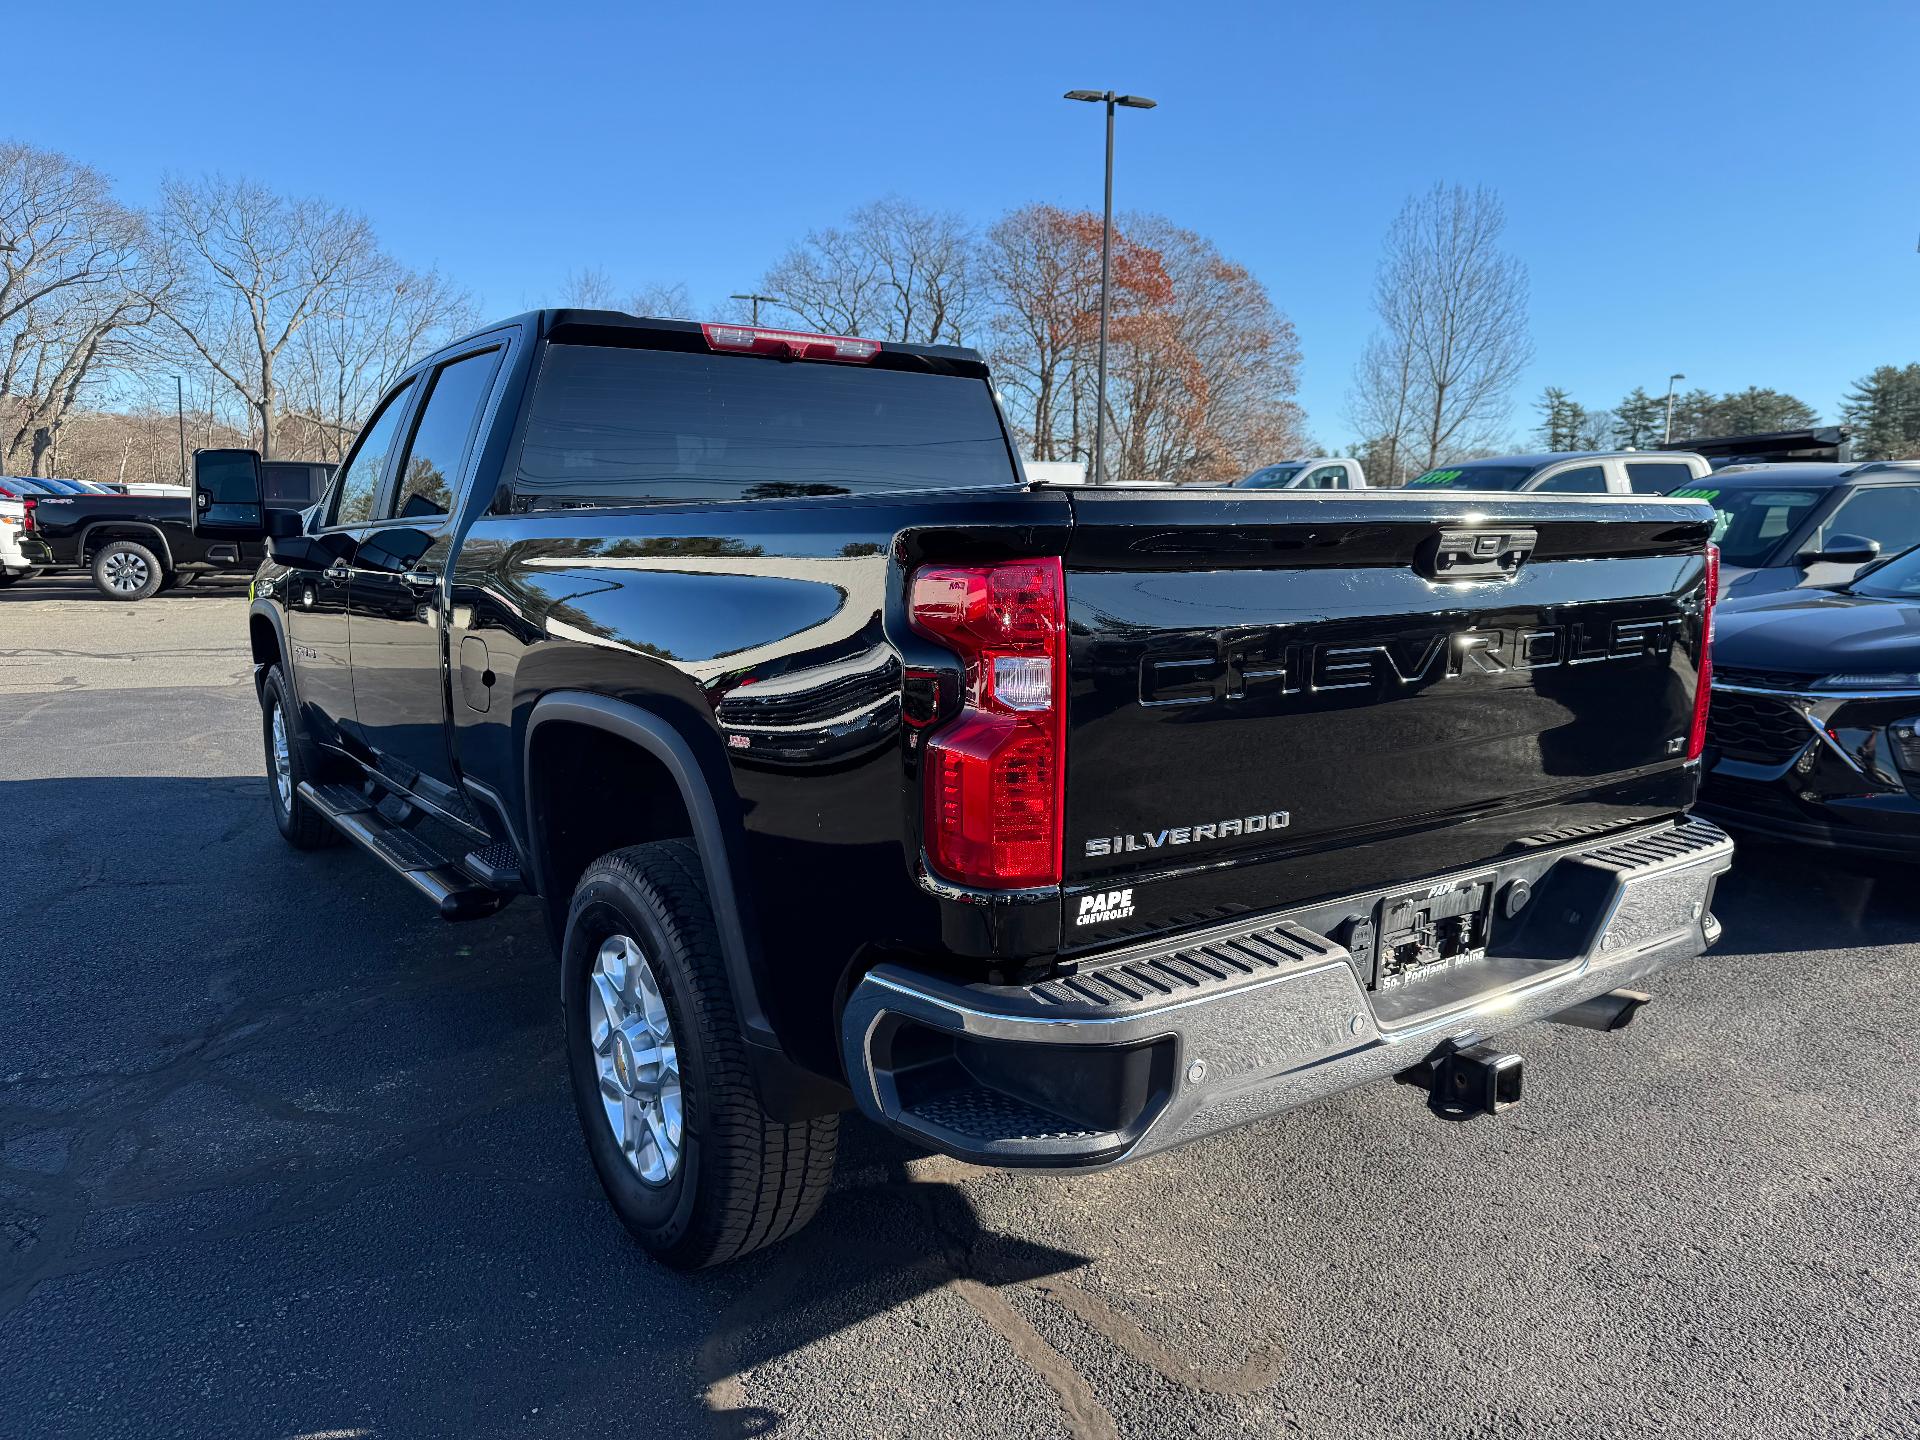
[{"left": 1229, "top": 457, "right": 1368, "bottom": 490}]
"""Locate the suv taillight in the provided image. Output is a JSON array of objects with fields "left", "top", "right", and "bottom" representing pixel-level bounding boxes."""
[
  {"left": 21, "top": 498, "right": 35, "bottom": 532},
  {"left": 1687, "top": 543, "right": 1719, "bottom": 761},
  {"left": 909, "top": 558, "right": 1067, "bottom": 889}
]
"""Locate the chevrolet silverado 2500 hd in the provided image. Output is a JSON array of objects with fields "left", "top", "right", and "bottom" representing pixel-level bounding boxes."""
[
  {"left": 33, "top": 460, "right": 331, "bottom": 598},
  {"left": 194, "top": 310, "right": 1730, "bottom": 1268}
]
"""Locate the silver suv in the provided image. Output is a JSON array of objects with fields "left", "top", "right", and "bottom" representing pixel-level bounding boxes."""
[{"left": 1408, "top": 451, "right": 1711, "bottom": 495}]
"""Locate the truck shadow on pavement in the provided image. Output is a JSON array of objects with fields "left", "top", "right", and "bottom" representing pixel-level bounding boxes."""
[
  {"left": 18, "top": 773, "right": 1891, "bottom": 1437},
  {"left": 2, "top": 574, "right": 251, "bottom": 603},
  {"left": 5, "top": 773, "right": 1282, "bottom": 1438}
]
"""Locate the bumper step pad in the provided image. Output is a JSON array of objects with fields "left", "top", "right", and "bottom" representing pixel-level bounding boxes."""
[{"left": 843, "top": 817, "right": 1734, "bottom": 1168}]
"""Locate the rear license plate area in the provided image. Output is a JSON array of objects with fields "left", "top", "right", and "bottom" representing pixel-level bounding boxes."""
[{"left": 1367, "top": 870, "right": 1495, "bottom": 992}]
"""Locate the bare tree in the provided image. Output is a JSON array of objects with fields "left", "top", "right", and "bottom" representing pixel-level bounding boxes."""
[
  {"left": 1103, "top": 216, "right": 1304, "bottom": 484},
  {"left": 0, "top": 143, "right": 140, "bottom": 334},
  {"left": 153, "top": 176, "right": 387, "bottom": 458},
  {"left": 981, "top": 205, "right": 1101, "bottom": 462},
  {"left": 763, "top": 197, "right": 977, "bottom": 344},
  {"left": 3, "top": 281, "right": 169, "bottom": 475},
  {"left": 560, "top": 265, "right": 622, "bottom": 309},
  {"left": 280, "top": 262, "right": 472, "bottom": 462},
  {"left": 0, "top": 143, "right": 168, "bottom": 475},
  {"left": 559, "top": 267, "right": 695, "bottom": 320},
  {"left": 628, "top": 280, "right": 694, "bottom": 319},
  {"left": 1347, "top": 183, "right": 1530, "bottom": 475}
]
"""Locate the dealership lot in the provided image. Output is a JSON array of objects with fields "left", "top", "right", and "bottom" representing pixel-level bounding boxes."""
[{"left": 2, "top": 582, "right": 1917, "bottom": 1440}]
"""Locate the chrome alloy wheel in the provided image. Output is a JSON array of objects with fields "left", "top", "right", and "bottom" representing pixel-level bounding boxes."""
[
  {"left": 589, "top": 934, "right": 684, "bottom": 1185},
  {"left": 103, "top": 550, "right": 150, "bottom": 594},
  {"left": 269, "top": 702, "right": 292, "bottom": 811}
]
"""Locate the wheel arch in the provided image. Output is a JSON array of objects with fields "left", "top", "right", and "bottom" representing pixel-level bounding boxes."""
[
  {"left": 523, "top": 693, "right": 774, "bottom": 1048},
  {"left": 248, "top": 600, "right": 294, "bottom": 703},
  {"left": 82, "top": 521, "right": 174, "bottom": 570}
]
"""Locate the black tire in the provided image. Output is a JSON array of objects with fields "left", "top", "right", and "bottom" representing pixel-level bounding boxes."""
[
  {"left": 91, "top": 539, "right": 164, "bottom": 600},
  {"left": 260, "top": 665, "right": 339, "bottom": 850},
  {"left": 0, "top": 572, "right": 19, "bottom": 588},
  {"left": 562, "top": 840, "right": 838, "bottom": 1269}
]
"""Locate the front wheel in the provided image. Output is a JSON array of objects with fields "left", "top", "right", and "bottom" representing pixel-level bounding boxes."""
[
  {"left": 260, "top": 666, "right": 338, "bottom": 850},
  {"left": 561, "top": 840, "right": 838, "bottom": 1269},
  {"left": 92, "top": 540, "right": 164, "bottom": 600}
]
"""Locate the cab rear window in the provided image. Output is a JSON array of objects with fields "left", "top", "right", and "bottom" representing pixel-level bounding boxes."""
[{"left": 513, "top": 344, "right": 1017, "bottom": 508}]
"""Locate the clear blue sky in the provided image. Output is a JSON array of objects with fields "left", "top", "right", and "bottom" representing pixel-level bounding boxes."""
[{"left": 12, "top": 0, "right": 1918, "bottom": 447}]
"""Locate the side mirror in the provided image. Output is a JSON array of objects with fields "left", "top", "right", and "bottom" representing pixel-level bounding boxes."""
[
  {"left": 266, "top": 506, "right": 321, "bottom": 566},
  {"left": 1798, "top": 533, "right": 1881, "bottom": 567},
  {"left": 193, "top": 448, "right": 266, "bottom": 539}
]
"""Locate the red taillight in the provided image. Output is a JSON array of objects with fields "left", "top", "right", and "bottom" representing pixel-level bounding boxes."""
[
  {"left": 910, "top": 558, "right": 1066, "bottom": 889},
  {"left": 700, "top": 321, "right": 881, "bottom": 363},
  {"left": 1687, "top": 543, "right": 1719, "bottom": 761},
  {"left": 21, "top": 497, "right": 36, "bottom": 532}
]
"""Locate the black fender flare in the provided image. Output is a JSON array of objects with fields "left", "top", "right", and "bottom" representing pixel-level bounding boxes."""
[
  {"left": 247, "top": 599, "right": 295, "bottom": 700},
  {"left": 80, "top": 520, "right": 174, "bottom": 570},
  {"left": 523, "top": 692, "right": 774, "bottom": 1047}
]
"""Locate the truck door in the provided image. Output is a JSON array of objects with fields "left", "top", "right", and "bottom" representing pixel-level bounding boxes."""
[
  {"left": 286, "top": 379, "right": 418, "bottom": 745},
  {"left": 347, "top": 346, "right": 503, "bottom": 798}
]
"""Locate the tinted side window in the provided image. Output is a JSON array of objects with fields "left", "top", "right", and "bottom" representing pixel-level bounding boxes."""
[
  {"left": 263, "top": 463, "right": 331, "bottom": 505},
  {"left": 1626, "top": 462, "right": 1693, "bottom": 495},
  {"left": 331, "top": 383, "right": 415, "bottom": 526},
  {"left": 387, "top": 351, "right": 500, "bottom": 520},
  {"left": 514, "top": 344, "right": 1014, "bottom": 508},
  {"left": 1536, "top": 464, "right": 1608, "bottom": 494},
  {"left": 1816, "top": 486, "right": 1920, "bottom": 555}
]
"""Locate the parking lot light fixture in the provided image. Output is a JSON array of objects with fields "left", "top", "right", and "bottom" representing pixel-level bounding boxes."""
[
  {"left": 1064, "top": 88, "right": 1158, "bottom": 484},
  {"left": 1664, "top": 372, "right": 1686, "bottom": 444}
]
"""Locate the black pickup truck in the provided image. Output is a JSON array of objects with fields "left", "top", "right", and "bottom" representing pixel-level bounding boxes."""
[
  {"left": 195, "top": 309, "right": 1731, "bottom": 1268},
  {"left": 31, "top": 461, "right": 330, "bottom": 598}
]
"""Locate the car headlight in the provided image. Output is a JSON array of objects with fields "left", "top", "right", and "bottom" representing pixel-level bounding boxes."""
[
  {"left": 1891, "top": 718, "right": 1920, "bottom": 780},
  {"left": 1814, "top": 672, "right": 1920, "bottom": 690}
]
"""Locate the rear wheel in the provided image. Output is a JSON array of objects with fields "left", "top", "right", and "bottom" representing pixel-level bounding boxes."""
[
  {"left": 92, "top": 540, "right": 163, "bottom": 601},
  {"left": 562, "top": 840, "right": 838, "bottom": 1269},
  {"left": 261, "top": 666, "right": 338, "bottom": 850}
]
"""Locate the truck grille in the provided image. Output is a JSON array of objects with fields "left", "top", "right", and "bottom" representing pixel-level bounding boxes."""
[
  {"left": 1715, "top": 667, "right": 1815, "bottom": 691},
  {"left": 1707, "top": 690, "right": 1812, "bottom": 764}
]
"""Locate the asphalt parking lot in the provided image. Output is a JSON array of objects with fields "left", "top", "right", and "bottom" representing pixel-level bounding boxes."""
[{"left": 3, "top": 576, "right": 1918, "bottom": 1440}]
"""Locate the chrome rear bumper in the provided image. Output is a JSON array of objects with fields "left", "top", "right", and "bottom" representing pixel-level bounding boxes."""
[{"left": 841, "top": 818, "right": 1733, "bottom": 1167}]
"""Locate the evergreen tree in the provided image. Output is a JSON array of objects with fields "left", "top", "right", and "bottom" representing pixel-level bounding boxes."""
[
  {"left": 1841, "top": 364, "right": 1920, "bottom": 460},
  {"left": 1667, "top": 388, "right": 1718, "bottom": 442},
  {"left": 1712, "top": 387, "right": 1818, "bottom": 435},
  {"left": 1534, "top": 386, "right": 1588, "bottom": 451},
  {"left": 1612, "top": 387, "right": 1666, "bottom": 448}
]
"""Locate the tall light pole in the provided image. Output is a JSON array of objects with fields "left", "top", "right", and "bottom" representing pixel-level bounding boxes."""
[
  {"left": 174, "top": 376, "right": 188, "bottom": 484},
  {"left": 1663, "top": 372, "right": 1686, "bottom": 444},
  {"left": 730, "top": 292, "right": 780, "bottom": 325},
  {"left": 1064, "top": 89, "right": 1157, "bottom": 484}
]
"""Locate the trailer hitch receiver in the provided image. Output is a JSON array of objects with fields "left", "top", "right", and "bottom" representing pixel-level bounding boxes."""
[{"left": 1398, "top": 1043, "right": 1524, "bottom": 1118}]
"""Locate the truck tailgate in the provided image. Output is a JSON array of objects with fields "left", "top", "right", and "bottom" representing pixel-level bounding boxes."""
[{"left": 1060, "top": 489, "right": 1715, "bottom": 947}]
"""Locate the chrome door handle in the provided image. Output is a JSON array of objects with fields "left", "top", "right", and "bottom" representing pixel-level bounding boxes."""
[
  {"left": 323, "top": 561, "right": 351, "bottom": 582},
  {"left": 400, "top": 568, "right": 439, "bottom": 592}
]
